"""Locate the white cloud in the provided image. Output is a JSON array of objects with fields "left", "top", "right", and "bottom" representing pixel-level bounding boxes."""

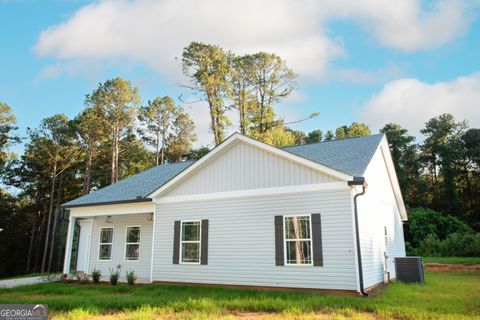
[
  {"left": 361, "top": 73, "right": 480, "bottom": 136},
  {"left": 35, "top": 0, "right": 477, "bottom": 80},
  {"left": 320, "top": 0, "right": 474, "bottom": 51}
]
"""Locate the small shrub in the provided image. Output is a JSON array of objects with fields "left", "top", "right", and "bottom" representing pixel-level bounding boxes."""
[
  {"left": 405, "top": 207, "right": 473, "bottom": 247},
  {"left": 414, "top": 232, "right": 480, "bottom": 257},
  {"left": 75, "top": 273, "right": 89, "bottom": 283},
  {"left": 126, "top": 270, "right": 137, "bottom": 286},
  {"left": 91, "top": 268, "right": 101, "bottom": 284},
  {"left": 109, "top": 267, "right": 120, "bottom": 286}
]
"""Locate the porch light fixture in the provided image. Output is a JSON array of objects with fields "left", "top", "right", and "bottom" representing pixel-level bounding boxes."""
[
  {"left": 148, "top": 212, "right": 154, "bottom": 221},
  {"left": 105, "top": 215, "right": 113, "bottom": 223}
]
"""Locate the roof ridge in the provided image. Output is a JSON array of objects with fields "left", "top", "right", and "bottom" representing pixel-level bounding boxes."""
[{"left": 283, "top": 133, "right": 384, "bottom": 149}]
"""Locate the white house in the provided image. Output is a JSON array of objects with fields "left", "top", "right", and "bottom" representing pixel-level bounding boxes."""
[{"left": 62, "top": 133, "right": 407, "bottom": 295}]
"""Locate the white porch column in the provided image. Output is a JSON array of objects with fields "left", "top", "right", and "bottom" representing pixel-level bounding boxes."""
[{"left": 62, "top": 214, "right": 76, "bottom": 275}]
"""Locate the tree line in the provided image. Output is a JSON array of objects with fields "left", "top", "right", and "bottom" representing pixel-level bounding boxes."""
[{"left": 0, "top": 42, "right": 479, "bottom": 278}]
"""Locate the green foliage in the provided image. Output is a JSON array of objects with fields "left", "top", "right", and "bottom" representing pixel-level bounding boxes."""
[
  {"left": 324, "top": 130, "right": 335, "bottom": 141},
  {"left": 73, "top": 106, "right": 108, "bottom": 194},
  {"left": 0, "top": 101, "right": 18, "bottom": 171},
  {"left": 304, "top": 130, "right": 323, "bottom": 144},
  {"left": 412, "top": 233, "right": 480, "bottom": 257},
  {"left": 182, "top": 42, "right": 231, "bottom": 145},
  {"left": 182, "top": 42, "right": 298, "bottom": 146},
  {"left": 405, "top": 207, "right": 478, "bottom": 257},
  {"left": 109, "top": 267, "right": 120, "bottom": 286},
  {"left": 138, "top": 96, "right": 177, "bottom": 165},
  {"left": 335, "top": 122, "right": 371, "bottom": 139},
  {"left": 90, "top": 268, "right": 101, "bottom": 284},
  {"left": 0, "top": 271, "right": 479, "bottom": 320},
  {"left": 251, "top": 125, "right": 296, "bottom": 148},
  {"left": 420, "top": 113, "right": 467, "bottom": 216},
  {"left": 285, "top": 128, "right": 306, "bottom": 145},
  {"left": 463, "top": 128, "right": 480, "bottom": 167},
  {"left": 243, "top": 52, "right": 297, "bottom": 139},
  {"left": 87, "top": 77, "right": 140, "bottom": 184},
  {"left": 381, "top": 123, "right": 426, "bottom": 208},
  {"left": 165, "top": 111, "right": 197, "bottom": 163},
  {"left": 186, "top": 146, "right": 210, "bottom": 161},
  {"left": 125, "top": 270, "right": 137, "bottom": 286},
  {"left": 405, "top": 207, "right": 473, "bottom": 247}
]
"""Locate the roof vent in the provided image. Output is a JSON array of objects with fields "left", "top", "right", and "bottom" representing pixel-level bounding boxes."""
[{"left": 394, "top": 257, "right": 425, "bottom": 284}]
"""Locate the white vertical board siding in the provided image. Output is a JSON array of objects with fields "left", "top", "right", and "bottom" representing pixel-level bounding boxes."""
[
  {"left": 152, "top": 189, "right": 358, "bottom": 290},
  {"left": 357, "top": 142, "right": 406, "bottom": 289},
  {"left": 166, "top": 142, "right": 338, "bottom": 196},
  {"left": 88, "top": 213, "right": 153, "bottom": 282}
]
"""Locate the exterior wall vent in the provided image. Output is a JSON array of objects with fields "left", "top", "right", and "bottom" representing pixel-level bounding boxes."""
[{"left": 394, "top": 257, "right": 425, "bottom": 284}]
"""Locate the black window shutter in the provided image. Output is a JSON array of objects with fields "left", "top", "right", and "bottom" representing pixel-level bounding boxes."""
[
  {"left": 201, "top": 219, "right": 209, "bottom": 265},
  {"left": 274, "top": 215, "right": 284, "bottom": 266},
  {"left": 311, "top": 213, "right": 323, "bottom": 266},
  {"left": 173, "top": 220, "right": 180, "bottom": 264}
]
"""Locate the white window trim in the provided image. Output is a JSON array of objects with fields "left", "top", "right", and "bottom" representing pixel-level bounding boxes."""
[
  {"left": 180, "top": 220, "right": 201, "bottom": 265},
  {"left": 124, "top": 225, "right": 142, "bottom": 262},
  {"left": 283, "top": 214, "right": 313, "bottom": 266},
  {"left": 98, "top": 227, "right": 114, "bottom": 261}
]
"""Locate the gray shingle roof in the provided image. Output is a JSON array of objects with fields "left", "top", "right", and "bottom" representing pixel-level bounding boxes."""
[
  {"left": 63, "top": 161, "right": 194, "bottom": 207},
  {"left": 282, "top": 133, "right": 384, "bottom": 177},
  {"left": 64, "top": 134, "right": 384, "bottom": 207}
]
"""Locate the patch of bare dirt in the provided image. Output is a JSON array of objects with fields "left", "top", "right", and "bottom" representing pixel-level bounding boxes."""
[
  {"left": 227, "top": 311, "right": 377, "bottom": 319},
  {"left": 424, "top": 263, "right": 480, "bottom": 272}
]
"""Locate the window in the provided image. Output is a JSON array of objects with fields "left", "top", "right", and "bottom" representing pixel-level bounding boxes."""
[
  {"left": 181, "top": 221, "right": 201, "bottom": 263},
  {"left": 284, "top": 215, "right": 312, "bottom": 265},
  {"left": 125, "top": 226, "right": 141, "bottom": 261},
  {"left": 99, "top": 227, "right": 113, "bottom": 260}
]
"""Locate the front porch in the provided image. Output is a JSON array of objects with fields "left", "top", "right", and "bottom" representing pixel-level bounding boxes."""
[{"left": 62, "top": 202, "right": 156, "bottom": 283}]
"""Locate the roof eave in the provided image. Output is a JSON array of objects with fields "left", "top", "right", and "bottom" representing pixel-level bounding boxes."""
[{"left": 62, "top": 197, "right": 153, "bottom": 209}]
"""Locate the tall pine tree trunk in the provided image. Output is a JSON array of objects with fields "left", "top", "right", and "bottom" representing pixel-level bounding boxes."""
[
  {"left": 26, "top": 215, "right": 37, "bottom": 272},
  {"left": 111, "top": 126, "right": 119, "bottom": 184},
  {"left": 48, "top": 173, "right": 64, "bottom": 272},
  {"left": 41, "top": 163, "right": 57, "bottom": 273},
  {"left": 111, "top": 126, "right": 116, "bottom": 184},
  {"left": 207, "top": 91, "right": 221, "bottom": 146},
  {"left": 83, "top": 146, "right": 94, "bottom": 194},
  {"left": 34, "top": 213, "right": 46, "bottom": 272}
]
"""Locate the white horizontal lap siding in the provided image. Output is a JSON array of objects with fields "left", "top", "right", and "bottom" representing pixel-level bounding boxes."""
[
  {"left": 358, "top": 142, "right": 406, "bottom": 288},
  {"left": 166, "top": 142, "right": 338, "bottom": 197},
  {"left": 88, "top": 213, "right": 153, "bottom": 282},
  {"left": 152, "top": 189, "right": 357, "bottom": 290}
]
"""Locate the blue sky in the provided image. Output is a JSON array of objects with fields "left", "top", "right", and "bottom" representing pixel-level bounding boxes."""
[{"left": 1, "top": 0, "right": 479, "bottom": 152}]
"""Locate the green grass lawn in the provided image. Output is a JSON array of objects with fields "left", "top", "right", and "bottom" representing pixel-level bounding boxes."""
[
  {"left": 422, "top": 256, "right": 480, "bottom": 265},
  {"left": 0, "top": 271, "right": 478, "bottom": 319}
]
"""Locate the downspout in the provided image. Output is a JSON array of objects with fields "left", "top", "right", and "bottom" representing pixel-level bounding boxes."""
[{"left": 348, "top": 177, "right": 368, "bottom": 296}]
